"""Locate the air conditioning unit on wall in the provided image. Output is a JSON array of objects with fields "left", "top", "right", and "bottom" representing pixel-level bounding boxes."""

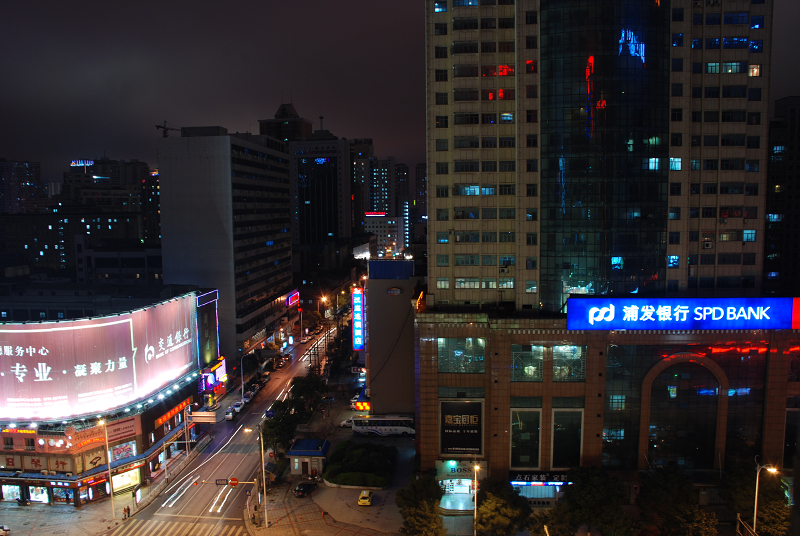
[{"left": 703, "top": 242, "right": 713, "bottom": 249}]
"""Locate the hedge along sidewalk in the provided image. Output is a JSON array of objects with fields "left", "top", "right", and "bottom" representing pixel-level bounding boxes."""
[{"left": 322, "top": 440, "right": 397, "bottom": 488}]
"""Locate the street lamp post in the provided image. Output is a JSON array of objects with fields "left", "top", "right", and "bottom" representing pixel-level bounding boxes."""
[
  {"left": 754, "top": 456, "right": 778, "bottom": 533},
  {"left": 240, "top": 354, "right": 246, "bottom": 404},
  {"left": 473, "top": 464, "right": 480, "bottom": 536},
  {"left": 99, "top": 419, "right": 116, "bottom": 520}
]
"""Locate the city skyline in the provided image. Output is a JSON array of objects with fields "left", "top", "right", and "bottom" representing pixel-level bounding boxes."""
[{"left": 2, "top": 1, "right": 797, "bottom": 184}]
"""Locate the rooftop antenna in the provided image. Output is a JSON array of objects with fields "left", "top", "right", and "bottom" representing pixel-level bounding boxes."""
[{"left": 320, "top": 116, "right": 324, "bottom": 130}]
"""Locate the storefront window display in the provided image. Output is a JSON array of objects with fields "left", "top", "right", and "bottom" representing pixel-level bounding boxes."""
[
  {"left": 52, "top": 487, "right": 72, "bottom": 503},
  {"left": 511, "top": 409, "right": 541, "bottom": 468},
  {"left": 111, "top": 468, "right": 141, "bottom": 492},
  {"left": 29, "top": 486, "right": 48, "bottom": 503},
  {"left": 1, "top": 484, "right": 21, "bottom": 501}
]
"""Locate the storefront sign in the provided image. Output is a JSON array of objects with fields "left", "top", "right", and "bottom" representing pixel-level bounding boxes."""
[
  {"left": 352, "top": 288, "right": 365, "bottom": 351},
  {"left": 23, "top": 455, "right": 48, "bottom": 471},
  {"left": 83, "top": 447, "right": 107, "bottom": 470},
  {"left": 2, "top": 455, "right": 22, "bottom": 469},
  {"left": 286, "top": 290, "right": 299, "bottom": 307},
  {"left": 48, "top": 456, "right": 73, "bottom": 473},
  {"left": 106, "top": 417, "right": 138, "bottom": 442},
  {"left": 112, "top": 440, "right": 136, "bottom": 461},
  {"left": 155, "top": 397, "right": 191, "bottom": 427},
  {"left": 386, "top": 287, "right": 402, "bottom": 296},
  {"left": 435, "top": 460, "right": 486, "bottom": 480},
  {"left": 567, "top": 297, "right": 799, "bottom": 331},
  {"left": 509, "top": 471, "right": 571, "bottom": 485},
  {"left": 440, "top": 400, "right": 483, "bottom": 456}
]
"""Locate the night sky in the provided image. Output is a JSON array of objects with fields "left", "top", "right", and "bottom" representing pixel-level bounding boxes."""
[{"left": 1, "top": 1, "right": 797, "bottom": 184}]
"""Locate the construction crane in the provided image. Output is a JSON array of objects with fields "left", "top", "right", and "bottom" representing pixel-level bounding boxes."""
[{"left": 155, "top": 120, "right": 180, "bottom": 137}]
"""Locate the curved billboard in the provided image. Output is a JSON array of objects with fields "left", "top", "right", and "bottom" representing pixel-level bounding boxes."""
[{"left": 0, "top": 294, "right": 198, "bottom": 420}]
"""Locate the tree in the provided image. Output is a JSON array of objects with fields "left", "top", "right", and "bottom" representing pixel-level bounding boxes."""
[
  {"left": 528, "top": 504, "right": 571, "bottom": 536},
  {"left": 396, "top": 472, "right": 444, "bottom": 511},
  {"left": 719, "top": 462, "right": 790, "bottom": 536},
  {"left": 475, "top": 478, "right": 531, "bottom": 536},
  {"left": 396, "top": 473, "right": 446, "bottom": 536},
  {"left": 289, "top": 374, "right": 327, "bottom": 412},
  {"left": 399, "top": 499, "right": 446, "bottom": 536},
  {"left": 532, "top": 466, "right": 635, "bottom": 536},
  {"left": 636, "top": 466, "right": 696, "bottom": 523},
  {"left": 661, "top": 505, "right": 718, "bottom": 536},
  {"left": 260, "top": 399, "right": 296, "bottom": 453}
]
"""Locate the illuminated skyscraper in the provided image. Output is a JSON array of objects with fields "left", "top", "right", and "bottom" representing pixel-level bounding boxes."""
[{"left": 425, "top": 0, "right": 772, "bottom": 311}]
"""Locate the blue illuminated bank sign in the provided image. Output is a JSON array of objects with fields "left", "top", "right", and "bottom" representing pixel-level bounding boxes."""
[{"left": 567, "top": 297, "right": 800, "bottom": 331}]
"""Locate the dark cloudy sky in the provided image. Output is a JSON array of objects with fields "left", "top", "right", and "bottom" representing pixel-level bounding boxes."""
[{"left": 1, "top": 1, "right": 798, "bottom": 183}]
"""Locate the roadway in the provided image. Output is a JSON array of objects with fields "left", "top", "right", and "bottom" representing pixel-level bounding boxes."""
[{"left": 105, "top": 328, "right": 334, "bottom": 536}]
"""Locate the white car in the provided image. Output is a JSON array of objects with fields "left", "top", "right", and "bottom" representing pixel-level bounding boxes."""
[
  {"left": 340, "top": 417, "right": 354, "bottom": 428},
  {"left": 233, "top": 401, "right": 244, "bottom": 413}
]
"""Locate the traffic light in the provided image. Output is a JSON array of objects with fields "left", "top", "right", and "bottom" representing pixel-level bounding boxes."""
[{"left": 298, "top": 307, "right": 302, "bottom": 312}]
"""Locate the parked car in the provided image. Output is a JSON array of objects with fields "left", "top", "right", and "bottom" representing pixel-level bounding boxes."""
[
  {"left": 225, "top": 407, "right": 235, "bottom": 420},
  {"left": 293, "top": 482, "right": 317, "bottom": 498},
  {"left": 340, "top": 417, "right": 353, "bottom": 428},
  {"left": 322, "top": 395, "right": 334, "bottom": 404},
  {"left": 0, "top": 524, "right": 10, "bottom": 535},
  {"left": 301, "top": 336, "right": 310, "bottom": 344},
  {"left": 233, "top": 402, "right": 244, "bottom": 413},
  {"left": 358, "top": 490, "right": 373, "bottom": 506},
  {"left": 274, "top": 360, "right": 284, "bottom": 369},
  {"left": 243, "top": 392, "right": 254, "bottom": 404}
]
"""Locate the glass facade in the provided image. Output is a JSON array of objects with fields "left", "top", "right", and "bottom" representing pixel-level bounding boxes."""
[
  {"left": 511, "top": 344, "right": 544, "bottom": 381},
  {"left": 438, "top": 337, "right": 486, "bottom": 373},
  {"left": 511, "top": 409, "right": 541, "bottom": 468},
  {"left": 553, "top": 410, "right": 582, "bottom": 468},
  {"left": 539, "top": 1, "right": 671, "bottom": 310},
  {"left": 603, "top": 345, "right": 767, "bottom": 469}
]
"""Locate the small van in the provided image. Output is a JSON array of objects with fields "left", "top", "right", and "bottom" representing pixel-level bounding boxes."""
[{"left": 224, "top": 407, "right": 235, "bottom": 420}]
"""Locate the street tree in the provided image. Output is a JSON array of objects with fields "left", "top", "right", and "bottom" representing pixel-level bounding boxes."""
[
  {"left": 475, "top": 478, "right": 531, "bottom": 536},
  {"left": 260, "top": 399, "right": 296, "bottom": 453},
  {"left": 396, "top": 473, "right": 446, "bottom": 536},
  {"left": 636, "top": 466, "right": 696, "bottom": 524},
  {"left": 396, "top": 472, "right": 444, "bottom": 511},
  {"left": 719, "top": 461, "right": 790, "bottom": 536},
  {"left": 661, "top": 504, "right": 718, "bottom": 536}
]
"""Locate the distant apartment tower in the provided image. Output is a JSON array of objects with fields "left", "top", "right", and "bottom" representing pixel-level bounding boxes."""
[
  {"left": 288, "top": 129, "right": 352, "bottom": 271},
  {"left": 0, "top": 159, "right": 43, "bottom": 214},
  {"left": 765, "top": 96, "right": 800, "bottom": 295},
  {"left": 364, "top": 214, "right": 401, "bottom": 258},
  {"left": 259, "top": 103, "right": 313, "bottom": 142},
  {"left": 351, "top": 138, "right": 375, "bottom": 234},
  {"left": 159, "top": 127, "right": 293, "bottom": 361},
  {"left": 369, "top": 157, "right": 397, "bottom": 214},
  {"left": 426, "top": 0, "right": 772, "bottom": 310}
]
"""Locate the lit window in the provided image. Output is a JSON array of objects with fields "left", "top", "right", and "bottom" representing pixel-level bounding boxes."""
[
  {"left": 434, "top": 1, "right": 447, "bottom": 12},
  {"left": 669, "top": 158, "right": 682, "bottom": 171},
  {"left": 748, "top": 64, "right": 761, "bottom": 77},
  {"left": 668, "top": 255, "right": 680, "bottom": 268}
]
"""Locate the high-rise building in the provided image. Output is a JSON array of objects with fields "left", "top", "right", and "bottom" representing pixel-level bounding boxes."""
[
  {"left": 416, "top": 0, "right": 777, "bottom": 507},
  {"left": 159, "top": 126, "right": 293, "bottom": 362},
  {"left": 0, "top": 159, "right": 44, "bottom": 214},
  {"left": 288, "top": 129, "right": 352, "bottom": 272},
  {"left": 764, "top": 96, "right": 800, "bottom": 296},
  {"left": 426, "top": 0, "right": 771, "bottom": 311},
  {"left": 259, "top": 103, "right": 313, "bottom": 142},
  {"left": 369, "top": 157, "right": 396, "bottom": 215},
  {"left": 414, "top": 163, "right": 427, "bottom": 223},
  {"left": 351, "top": 138, "right": 375, "bottom": 234}
]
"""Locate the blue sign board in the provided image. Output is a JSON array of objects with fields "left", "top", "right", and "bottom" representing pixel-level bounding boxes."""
[
  {"left": 566, "top": 297, "right": 798, "bottom": 331},
  {"left": 352, "top": 288, "right": 365, "bottom": 351}
]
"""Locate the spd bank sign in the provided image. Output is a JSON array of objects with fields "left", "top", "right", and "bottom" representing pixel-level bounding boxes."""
[{"left": 567, "top": 297, "right": 800, "bottom": 331}]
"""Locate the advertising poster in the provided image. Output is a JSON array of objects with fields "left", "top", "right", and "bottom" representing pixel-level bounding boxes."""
[
  {"left": 440, "top": 400, "right": 483, "bottom": 456},
  {"left": 196, "top": 291, "right": 219, "bottom": 367},
  {"left": 0, "top": 294, "right": 197, "bottom": 420}
]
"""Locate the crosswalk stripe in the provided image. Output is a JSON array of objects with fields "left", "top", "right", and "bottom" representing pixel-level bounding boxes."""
[
  {"left": 109, "top": 518, "right": 245, "bottom": 536},
  {"left": 163, "top": 520, "right": 184, "bottom": 536},
  {"left": 111, "top": 519, "right": 142, "bottom": 536}
]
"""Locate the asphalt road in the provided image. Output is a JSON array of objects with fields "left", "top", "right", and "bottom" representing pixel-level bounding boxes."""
[{"left": 105, "top": 329, "right": 333, "bottom": 536}]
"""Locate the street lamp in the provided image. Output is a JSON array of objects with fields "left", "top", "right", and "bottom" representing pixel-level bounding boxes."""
[
  {"left": 319, "top": 296, "right": 327, "bottom": 315},
  {"left": 240, "top": 354, "right": 246, "bottom": 404},
  {"left": 245, "top": 426, "right": 268, "bottom": 528},
  {"left": 98, "top": 419, "right": 116, "bottom": 520},
  {"left": 473, "top": 464, "right": 480, "bottom": 536},
  {"left": 754, "top": 456, "right": 778, "bottom": 533}
]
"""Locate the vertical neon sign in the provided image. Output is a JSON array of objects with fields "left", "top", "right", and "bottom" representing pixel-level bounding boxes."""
[{"left": 352, "top": 288, "right": 365, "bottom": 351}]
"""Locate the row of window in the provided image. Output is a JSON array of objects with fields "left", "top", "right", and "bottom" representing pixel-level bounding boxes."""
[
  {"left": 679, "top": 109, "right": 762, "bottom": 123},
  {"left": 436, "top": 278, "right": 539, "bottom": 293},
  {"left": 435, "top": 160, "right": 539, "bottom": 174},
  {"left": 435, "top": 110, "right": 538, "bottom": 127},
  {"left": 691, "top": 63, "right": 762, "bottom": 77},
  {"left": 436, "top": 135, "right": 538, "bottom": 151},
  {"left": 434, "top": 0, "right": 521, "bottom": 11},
  {"left": 436, "top": 231, "right": 538, "bottom": 244},
  {"left": 436, "top": 37, "right": 538, "bottom": 56},
  {"left": 435, "top": 207, "right": 519, "bottom": 220},
  {"left": 669, "top": 206, "right": 758, "bottom": 220},
  {"left": 672, "top": 85, "right": 762, "bottom": 102},
  {"left": 669, "top": 133, "right": 761, "bottom": 149},
  {"left": 672, "top": 9, "right": 765, "bottom": 27},
  {"left": 436, "top": 254, "right": 519, "bottom": 267},
  {"left": 671, "top": 276, "right": 757, "bottom": 291},
  {"left": 668, "top": 253, "right": 757, "bottom": 268},
  {"left": 687, "top": 38, "right": 763, "bottom": 51},
  {"left": 668, "top": 231, "right": 758, "bottom": 245},
  {"left": 670, "top": 182, "right": 759, "bottom": 196},
  {"left": 435, "top": 86, "right": 538, "bottom": 103}
]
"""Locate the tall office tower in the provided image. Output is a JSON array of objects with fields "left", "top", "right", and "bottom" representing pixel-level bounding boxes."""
[
  {"left": 765, "top": 96, "right": 800, "bottom": 296},
  {"left": 159, "top": 127, "right": 293, "bottom": 361},
  {"left": 425, "top": 0, "right": 771, "bottom": 311},
  {"left": 351, "top": 138, "right": 375, "bottom": 234},
  {"left": 0, "top": 159, "right": 43, "bottom": 214},
  {"left": 369, "top": 157, "right": 397, "bottom": 214},
  {"left": 414, "top": 163, "right": 427, "bottom": 223},
  {"left": 258, "top": 103, "right": 313, "bottom": 142},
  {"left": 288, "top": 129, "right": 352, "bottom": 271},
  {"left": 142, "top": 168, "right": 160, "bottom": 244}
]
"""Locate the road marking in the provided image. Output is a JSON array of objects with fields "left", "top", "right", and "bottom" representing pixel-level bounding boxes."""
[
  {"left": 109, "top": 519, "right": 244, "bottom": 536},
  {"left": 152, "top": 513, "right": 240, "bottom": 520}
]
